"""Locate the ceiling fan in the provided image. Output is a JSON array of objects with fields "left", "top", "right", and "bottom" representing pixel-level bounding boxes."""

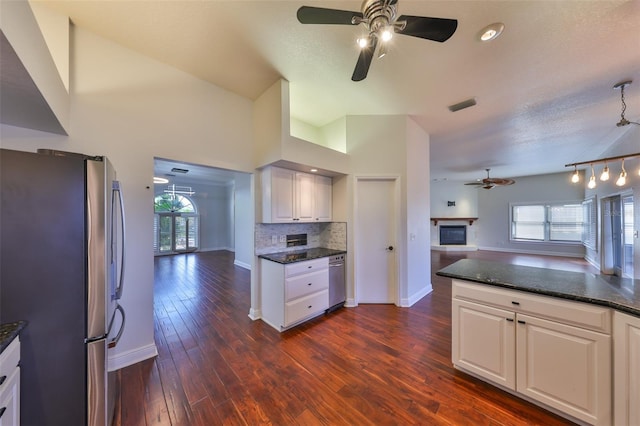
[
  {"left": 296, "top": 0, "right": 458, "bottom": 81},
  {"left": 464, "top": 169, "right": 515, "bottom": 190}
]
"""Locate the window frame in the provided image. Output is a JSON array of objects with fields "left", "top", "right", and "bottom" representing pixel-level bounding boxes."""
[{"left": 509, "top": 201, "right": 585, "bottom": 244}]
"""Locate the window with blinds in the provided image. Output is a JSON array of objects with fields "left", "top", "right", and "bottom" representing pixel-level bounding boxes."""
[
  {"left": 582, "top": 197, "right": 597, "bottom": 250},
  {"left": 511, "top": 202, "right": 584, "bottom": 243}
]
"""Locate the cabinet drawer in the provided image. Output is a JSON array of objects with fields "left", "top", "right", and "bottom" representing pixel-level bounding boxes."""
[
  {"left": 285, "top": 258, "right": 328, "bottom": 277},
  {"left": 453, "top": 280, "right": 611, "bottom": 334},
  {"left": 0, "top": 338, "right": 20, "bottom": 388},
  {"left": 285, "top": 289, "right": 328, "bottom": 326},
  {"left": 286, "top": 270, "right": 329, "bottom": 301}
]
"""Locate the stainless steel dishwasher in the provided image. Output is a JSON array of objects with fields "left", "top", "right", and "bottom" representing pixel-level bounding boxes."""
[{"left": 327, "top": 254, "right": 346, "bottom": 312}]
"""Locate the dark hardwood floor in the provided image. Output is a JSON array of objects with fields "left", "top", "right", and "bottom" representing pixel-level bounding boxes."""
[{"left": 113, "top": 249, "right": 596, "bottom": 425}]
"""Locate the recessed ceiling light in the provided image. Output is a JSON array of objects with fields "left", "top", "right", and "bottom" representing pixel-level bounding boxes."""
[
  {"left": 154, "top": 176, "right": 169, "bottom": 184},
  {"left": 478, "top": 23, "right": 504, "bottom": 42}
]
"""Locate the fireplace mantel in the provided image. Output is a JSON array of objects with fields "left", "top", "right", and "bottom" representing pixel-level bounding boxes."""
[{"left": 431, "top": 217, "right": 478, "bottom": 226}]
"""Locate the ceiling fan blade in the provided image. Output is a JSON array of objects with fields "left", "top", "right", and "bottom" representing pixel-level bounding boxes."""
[
  {"left": 396, "top": 15, "right": 458, "bottom": 42},
  {"left": 464, "top": 182, "right": 484, "bottom": 186},
  {"left": 297, "top": 6, "right": 363, "bottom": 25},
  {"left": 352, "top": 37, "right": 378, "bottom": 82}
]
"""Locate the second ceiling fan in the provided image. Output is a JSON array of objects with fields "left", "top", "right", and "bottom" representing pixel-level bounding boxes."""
[{"left": 296, "top": 0, "right": 458, "bottom": 81}]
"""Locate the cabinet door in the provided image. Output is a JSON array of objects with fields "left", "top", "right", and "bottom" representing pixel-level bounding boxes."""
[
  {"left": 516, "top": 314, "right": 611, "bottom": 425},
  {"left": 452, "top": 299, "right": 516, "bottom": 389},
  {"left": 314, "top": 175, "right": 332, "bottom": 221},
  {"left": 0, "top": 367, "right": 19, "bottom": 426},
  {"left": 614, "top": 311, "right": 640, "bottom": 426},
  {"left": 271, "top": 168, "right": 296, "bottom": 222},
  {"left": 295, "top": 172, "right": 315, "bottom": 222}
]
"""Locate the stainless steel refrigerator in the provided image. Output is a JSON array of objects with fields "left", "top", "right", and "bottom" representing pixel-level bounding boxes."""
[{"left": 0, "top": 148, "right": 126, "bottom": 426}]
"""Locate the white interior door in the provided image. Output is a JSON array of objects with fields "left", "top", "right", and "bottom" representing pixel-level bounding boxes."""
[{"left": 355, "top": 178, "right": 397, "bottom": 304}]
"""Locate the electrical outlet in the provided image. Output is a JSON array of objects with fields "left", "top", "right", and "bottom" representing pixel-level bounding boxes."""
[
  {"left": 272, "top": 235, "right": 278, "bottom": 244},
  {"left": 279, "top": 235, "right": 286, "bottom": 243}
]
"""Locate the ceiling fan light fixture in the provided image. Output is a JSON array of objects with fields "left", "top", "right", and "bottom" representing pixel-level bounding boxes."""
[
  {"left": 357, "top": 37, "right": 369, "bottom": 48},
  {"left": 380, "top": 26, "right": 393, "bottom": 42},
  {"left": 478, "top": 23, "right": 504, "bottom": 42}
]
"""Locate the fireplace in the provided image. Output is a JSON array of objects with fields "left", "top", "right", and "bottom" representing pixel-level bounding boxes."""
[{"left": 440, "top": 225, "right": 467, "bottom": 245}]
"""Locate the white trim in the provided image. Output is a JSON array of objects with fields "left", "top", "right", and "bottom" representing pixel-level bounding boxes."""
[
  {"left": 402, "top": 283, "right": 433, "bottom": 307},
  {"left": 354, "top": 175, "right": 401, "bottom": 305},
  {"left": 234, "top": 259, "right": 251, "bottom": 270},
  {"left": 108, "top": 343, "right": 158, "bottom": 371},
  {"left": 345, "top": 298, "right": 357, "bottom": 307},
  {"left": 248, "top": 307, "right": 261, "bottom": 320}
]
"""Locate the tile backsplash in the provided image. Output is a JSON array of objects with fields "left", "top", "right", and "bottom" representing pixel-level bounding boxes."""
[{"left": 255, "top": 222, "right": 347, "bottom": 255}]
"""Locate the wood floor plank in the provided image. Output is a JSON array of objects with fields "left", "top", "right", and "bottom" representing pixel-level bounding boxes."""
[{"left": 113, "top": 250, "right": 584, "bottom": 426}]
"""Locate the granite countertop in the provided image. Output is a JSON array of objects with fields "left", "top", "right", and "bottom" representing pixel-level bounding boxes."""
[
  {"left": 259, "top": 247, "right": 347, "bottom": 264},
  {"left": 0, "top": 321, "right": 27, "bottom": 353},
  {"left": 436, "top": 259, "right": 640, "bottom": 317}
]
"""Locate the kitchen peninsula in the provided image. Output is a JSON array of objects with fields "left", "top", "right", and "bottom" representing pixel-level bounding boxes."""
[{"left": 437, "top": 259, "right": 640, "bottom": 426}]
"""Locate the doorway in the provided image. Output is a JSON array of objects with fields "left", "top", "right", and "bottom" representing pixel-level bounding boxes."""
[
  {"left": 355, "top": 177, "right": 398, "bottom": 304},
  {"left": 601, "top": 194, "right": 634, "bottom": 277}
]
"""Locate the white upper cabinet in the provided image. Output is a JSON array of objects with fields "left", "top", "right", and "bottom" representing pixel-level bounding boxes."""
[
  {"left": 262, "top": 166, "right": 332, "bottom": 223},
  {"left": 314, "top": 175, "right": 332, "bottom": 222}
]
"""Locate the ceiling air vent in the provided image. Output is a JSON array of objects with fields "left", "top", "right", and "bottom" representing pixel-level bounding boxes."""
[
  {"left": 448, "top": 98, "right": 477, "bottom": 112},
  {"left": 171, "top": 167, "right": 189, "bottom": 174}
]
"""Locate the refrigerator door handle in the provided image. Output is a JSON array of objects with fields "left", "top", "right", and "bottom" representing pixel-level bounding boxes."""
[
  {"left": 112, "top": 181, "right": 126, "bottom": 300},
  {"left": 108, "top": 304, "right": 125, "bottom": 349}
]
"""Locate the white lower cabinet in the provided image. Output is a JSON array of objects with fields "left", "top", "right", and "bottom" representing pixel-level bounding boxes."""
[
  {"left": 452, "top": 299, "right": 515, "bottom": 389},
  {"left": 261, "top": 257, "right": 329, "bottom": 331},
  {"left": 452, "top": 280, "right": 611, "bottom": 425},
  {"left": 614, "top": 310, "right": 640, "bottom": 426},
  {"left": 0, "top": 337, "right": 20, "bottom": 426}
]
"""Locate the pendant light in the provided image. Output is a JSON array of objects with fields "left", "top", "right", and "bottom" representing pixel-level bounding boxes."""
[
  {"left": 600, "top": 163, "right": 610, "bottom": 181},
  {"left": 616, "top": 159, "right": 627, "bottom": 186},
  {"left": 587, "top": 165, "right": 597, "bottom": 189},
  {"left": 571, "top": 165, "right": 580, "bottom": 183}
]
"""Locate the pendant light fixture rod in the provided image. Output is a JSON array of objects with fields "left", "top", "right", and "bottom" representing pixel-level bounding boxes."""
[{"left": 565, "top": 152, "right": 640, "bottom": 168}]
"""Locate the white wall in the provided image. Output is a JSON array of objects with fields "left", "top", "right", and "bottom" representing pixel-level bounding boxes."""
[
  {"left": 477, "top": 172, "right": 586, "bottom": 257},
  {"left": 1, "top": 25, "right": 255, "bottom": 369},
  {"left": 345, "top": 115, "right": 431, "bottom": 307},
  {"left": 430, "top": 181, "right": 478, "bottom": 218},
  {"left": 233, "top": 172, "right": 254, "bottom": 270}
]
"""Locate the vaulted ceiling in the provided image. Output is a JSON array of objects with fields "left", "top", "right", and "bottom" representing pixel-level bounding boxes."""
[{"left": 37, "top": 0, "right": 640, "bottom": 182}]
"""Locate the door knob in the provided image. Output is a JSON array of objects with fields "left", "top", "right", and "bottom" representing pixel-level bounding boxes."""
[{"left": 387, "top": 246, "right": 394, "bottom": 251}]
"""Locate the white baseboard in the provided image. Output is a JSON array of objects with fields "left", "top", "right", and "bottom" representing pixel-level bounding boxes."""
[
  {"left": 431, "top": 245, "right": 478, "bottom": 252},
  {"left": 477, "top": 246, "right": 584, "bottom": 258},
  {"left": 345, "top": 298, "right": 357, "bottom": 307},
  {"left": 248, "top": 307, "right": 261, "bottom": 320},
  {"left": 402, "top": 283, "right": 433, "bottom": 307},
  {"left": 108, "top": 343, "right": 158, "bottom": 371},
  {"left": 234, "top": 259, "right": 251, "bottom": 270}
]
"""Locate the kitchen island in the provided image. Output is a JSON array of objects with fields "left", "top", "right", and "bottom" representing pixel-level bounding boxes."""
[{"left": 437, "top": 259, "right": 640, "bottom": 426}]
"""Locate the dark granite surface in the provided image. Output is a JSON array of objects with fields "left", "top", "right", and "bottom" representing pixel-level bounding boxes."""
[
  {"left": 437, "top": 259, "right": 640, "bottom": 317},
  {"left": 259, "top": 247, "right": 347, "bottom": 264},
  {"left": 0, "top": 321, "right": 27, "bottom": 354}
]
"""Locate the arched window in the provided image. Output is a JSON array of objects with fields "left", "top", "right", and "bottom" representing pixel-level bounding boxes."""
[
  {"left": 154, "top": 194, "right": 199, "bottom": 254},
  {"left": 154, "top": 194, "right": 196, "bottom": 213}
]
